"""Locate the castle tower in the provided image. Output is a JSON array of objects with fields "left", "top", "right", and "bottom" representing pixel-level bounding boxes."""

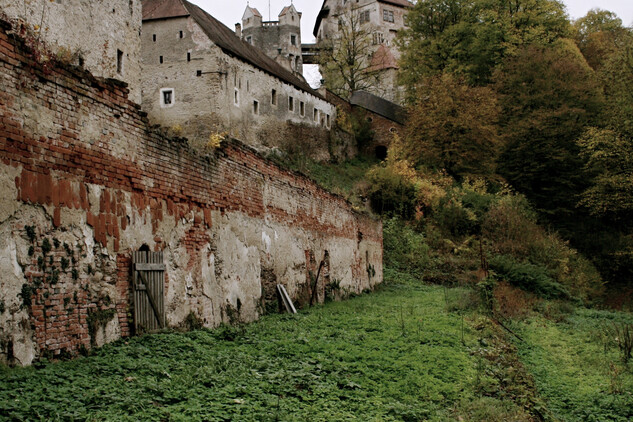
[{"left": 240, "top": 4, "right": 303, "bottom": 76}]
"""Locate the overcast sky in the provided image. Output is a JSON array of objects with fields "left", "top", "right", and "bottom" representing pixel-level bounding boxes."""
[{"left": 188, "top": 0, "right": 633, "bottom": 86}]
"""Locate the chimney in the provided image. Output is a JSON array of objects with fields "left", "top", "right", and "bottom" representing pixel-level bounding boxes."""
[{"left": 235, "top": 23, "right": 242, "bottom": 38}]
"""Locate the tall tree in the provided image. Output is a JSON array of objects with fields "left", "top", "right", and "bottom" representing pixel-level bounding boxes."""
[
  {"left": 494, "top": 39, "right": 604, "bottom": 221},
  {"left": 573, "top": 8, "right": 633, "bottom": 70},
  {"left": 402, "top": 74, "right": 501, "bottom": 178},
  {"left": 318, "top": 9, "right": 385, "bottom": 100},
  {"left": 397, "top": 0, "right": 570, "bottom": 91}
]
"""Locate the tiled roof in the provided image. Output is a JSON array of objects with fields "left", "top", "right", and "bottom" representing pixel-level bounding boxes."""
[
  {"left": 370, "top": 44, "right": 398, "bottom": 70},
  {"left": 381, "top": 0, "right": 414, "bottom": 8},
  {"left": 350, "top": 91, "right": 406, "bottom": 124},
  {"left": 142, "top": 0, "right": 189, "bottom": 20},
  {"left": 141, "top": 0, "right": 324, "bottom": 100},
  {"left": 247, "top": 6, "right": 262, "bottom": 18}
]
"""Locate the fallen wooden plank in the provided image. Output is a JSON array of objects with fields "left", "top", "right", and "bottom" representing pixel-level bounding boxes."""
[{"left": 277, "top": 284, "right": 297, "bottom": 314}]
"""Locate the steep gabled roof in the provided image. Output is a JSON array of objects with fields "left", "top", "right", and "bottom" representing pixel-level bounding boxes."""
[
  {"left": 370, "top": 44, "right": 398, "bottom": 70},
  {"left": 141, "top": 0, "right": 324, "bottom": 100},
  {"left": 142, "top": 0, "right": 189, "bottom": 20},
  {"left": 245, "top": 6, "right": 262, "bottom": 18}
]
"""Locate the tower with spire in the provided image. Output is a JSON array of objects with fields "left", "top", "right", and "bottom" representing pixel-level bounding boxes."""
[{"left": 239, "top": 3, "right": 304, "bottom": 77}]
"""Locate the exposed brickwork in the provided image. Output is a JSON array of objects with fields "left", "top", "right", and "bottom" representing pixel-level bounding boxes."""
[{"left": 0, "top": 20, "right": 382, "bottom": 363}]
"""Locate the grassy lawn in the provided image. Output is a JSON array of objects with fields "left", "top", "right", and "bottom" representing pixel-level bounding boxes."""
[
  {"left": 1, "top": 280, "right": 478, "bottom": 421},
  {"left": 514, "top": 308, "right": 633, "bottom": 422}
]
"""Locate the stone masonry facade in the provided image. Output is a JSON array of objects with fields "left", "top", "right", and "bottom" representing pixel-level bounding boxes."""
[
  {"left": 241, "top": 5, "right": 304, "bottom": 77},
  {"left": 0, "top": 0, "right": 142, "bottom": 103},
  {"left": 141, "top": 1, "right": 336, "bottom": 155},
  {"left": 0, "top": 20, "right": 383, "bottom": 366},
  {"left": 314, "top": 0, "right": 412, "bottom": 104}
]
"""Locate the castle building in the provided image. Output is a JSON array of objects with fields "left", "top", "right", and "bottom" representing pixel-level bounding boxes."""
[
  {"left": 140, "top": 0, "right": 335, "bottom": 149},
  {"left": 239, "top": 4, "right": 304, "bottom": 78},
  {"left": 0, "top": 0, "right": 142, "bottom": 103},
  {"left": 313, "top": 0, "right": 413, "bottom": 104}
]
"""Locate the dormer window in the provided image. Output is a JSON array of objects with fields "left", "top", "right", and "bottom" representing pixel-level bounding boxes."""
[{"left": 247, "top": 36, "right": 252, "bottom": 44}]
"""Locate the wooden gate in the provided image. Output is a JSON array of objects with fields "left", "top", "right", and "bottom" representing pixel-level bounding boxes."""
[{"left": 132, "top": 250, "right": 166, "bottom": 334}]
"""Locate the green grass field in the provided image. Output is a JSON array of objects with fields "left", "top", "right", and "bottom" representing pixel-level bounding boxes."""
[
  {"left": 1, "top": 281, "right": 478, "bottom": 421},
  {"left": 2, "top": 276, "right": 632, "bottom": 421},
  {"left": 514, "top": 308, "right": 633, "bottom": 422}
]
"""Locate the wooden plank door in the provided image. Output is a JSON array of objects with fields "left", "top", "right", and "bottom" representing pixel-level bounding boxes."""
[{"left": 132, "top": 250, "right": 166, "bottom": 334}]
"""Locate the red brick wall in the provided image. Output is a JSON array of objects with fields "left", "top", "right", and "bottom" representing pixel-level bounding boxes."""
[{"left": 0, "top": 20, "right": 382, "bottom": 361}]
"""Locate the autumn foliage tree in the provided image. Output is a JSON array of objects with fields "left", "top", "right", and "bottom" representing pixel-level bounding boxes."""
[
  {"left": 494, "top": 39, "right": 605, "bottom": 220},
  {"left": 397, "top": 0, "right": 570, "bottom": 90},
  {"left": 403, "top": 74, "right": 501, "bottom": 179}
]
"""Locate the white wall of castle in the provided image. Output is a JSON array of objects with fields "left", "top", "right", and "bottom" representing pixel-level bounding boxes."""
[
  {"left": 0, "top": 0, "right": 142, "bottom": 103},
  {"left": 316, "top": 0, "right": 408, "bottom": 103},
  {"left": 141, "top": 16, "right": 335, "bottom": 149}
]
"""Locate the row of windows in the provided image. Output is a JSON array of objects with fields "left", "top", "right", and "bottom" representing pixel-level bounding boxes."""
[
  {"left": 234, "top": 88, "right": 331, "bottom": 127},
  {"left": 353, "top": 8, "right": 397, "bottom": 25},
  {"left": 161, "top": 86, "right": 331, "bottom": 127},
  {"left": 158, "top": 52, "right": 192, "bottom": 64},
  {"left": 245, "top": 34, "right": 298, "bottom": 46},
  {"left": 152, "top": 31, "right": 184, "bottom": 42}
]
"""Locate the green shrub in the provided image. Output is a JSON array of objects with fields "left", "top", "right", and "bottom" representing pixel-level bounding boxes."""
[
  {"left": 433, "top": 196, "right": 478, "bottom": 237},
  {"left": 383, "top": 218, "right": 430, "bottom": 279},
  {"left": 367, "top": 168, "right": 417, "bottom": 219},
  {"left": 490, "top": 255, "right": 571, "bottom": 299}
]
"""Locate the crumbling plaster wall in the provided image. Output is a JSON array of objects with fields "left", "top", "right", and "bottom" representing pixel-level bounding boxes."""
[
  {"left": 0, "top": 0, "right": 142, "bottom": 104},
  {"left": 141, "top": 16, "right": 335, "bottom": 155},
  {"left": 0, "top": 20, "right": 382, "bottom": 366}
]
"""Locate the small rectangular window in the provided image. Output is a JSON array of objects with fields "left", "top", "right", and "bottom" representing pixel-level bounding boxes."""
[
  {"left": 271, "top": 89, "right": 277, "bottom": 105},
  {"left": 360, "top": 10, "right": 370, "bottom": 24},
  {"left": 179, "top": 30, "right": 183, "bottom": 38},
  {"left": 383, "top": 10, "right": 394, "bottom": 23},
  {"left": 234, "top": 89, "right": 239, "bottom": 106},
  {"left": 300, "top": 101, "right": 305, "bottom": 117},
  {"left": 326, "top": 114, "right": 331, "bottom": 128},
  {"left": 159, "top": 55, "right": 164, "bottom": 64},
  {"left": 291, "top": 34, "right": 297, "bottom": 46},
  {"left": 160, "top": 88, "right": 174, "bottom": 107},
  {"left": 116, "top": 49, "right": 123, "bottom": 74},
  {"left": 153, "top": 34, "right": 156, "bottom": 42},
  {"left": 313, "top": 108, "right": 318, "bottom": 122},
  {"left": 253, "top": 100, "right": 259, "bottom": 114},
  {"left": 289, "top": 96, "right": 294, "bottom": 112},
  {"left": 187, "top": 52, "right": 191, "bottom": 62}
]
